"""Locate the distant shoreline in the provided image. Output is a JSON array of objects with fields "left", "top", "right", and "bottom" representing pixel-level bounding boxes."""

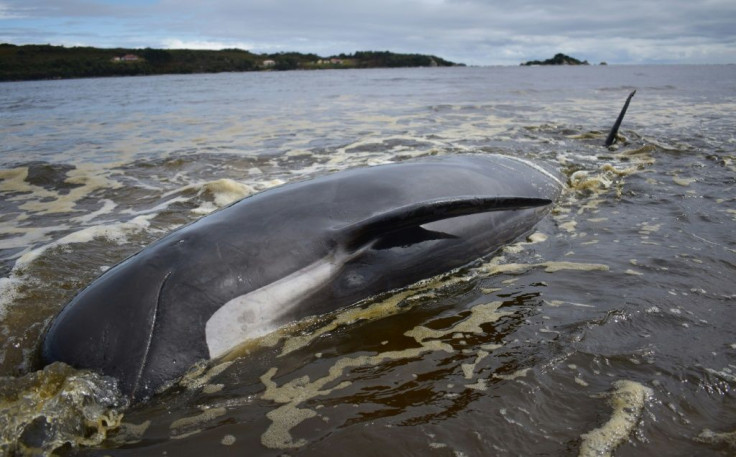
[{"left": 0, "top": 43, "right": 463, "bottom": 82}]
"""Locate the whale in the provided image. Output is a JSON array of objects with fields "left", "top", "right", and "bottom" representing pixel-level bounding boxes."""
[{"left": 41, "top": 154, "right": 563, "bottom": 402}]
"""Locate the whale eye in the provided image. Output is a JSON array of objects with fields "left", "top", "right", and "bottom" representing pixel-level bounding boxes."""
[{"left": 344, "top": 271, "right": 365, "bottom": 288}]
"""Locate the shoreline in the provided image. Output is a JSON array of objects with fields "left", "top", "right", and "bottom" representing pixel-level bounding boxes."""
[{"left": 0, "top": 44, "right": 461, "bottom": 82}]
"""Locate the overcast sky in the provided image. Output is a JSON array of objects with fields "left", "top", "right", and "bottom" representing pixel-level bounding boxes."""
[{"left": 1, "top": 0, "right": 734, "bottom": 65}]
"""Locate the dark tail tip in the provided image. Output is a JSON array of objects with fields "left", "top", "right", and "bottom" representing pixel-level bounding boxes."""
[{"left": 604, "top": 90, "right": 637, "bottom": 147}]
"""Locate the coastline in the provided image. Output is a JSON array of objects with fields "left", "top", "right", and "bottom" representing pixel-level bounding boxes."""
[{"left": 0, "top": 44, "right": 461, "bottom": 82}]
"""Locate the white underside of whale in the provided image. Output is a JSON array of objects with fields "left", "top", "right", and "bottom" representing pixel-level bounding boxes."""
[{"left": 205, "top": 255, "right": 340, "bottom": 359}]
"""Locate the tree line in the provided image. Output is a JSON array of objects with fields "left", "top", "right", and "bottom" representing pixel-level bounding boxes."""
[{"left": 0, "top": 44, "right": 460, "bottom": 82}]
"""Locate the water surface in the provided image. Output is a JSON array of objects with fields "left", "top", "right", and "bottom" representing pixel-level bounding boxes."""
[{"left": 1, "top": 65, "right": 735, "bottom": 456}]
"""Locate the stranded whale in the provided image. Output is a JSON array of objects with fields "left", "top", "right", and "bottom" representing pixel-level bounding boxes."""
[{"left": 41, "top": 154, "right": 563, "bottom": 402}]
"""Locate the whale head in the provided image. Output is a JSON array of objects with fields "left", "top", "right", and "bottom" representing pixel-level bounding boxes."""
[{"left": 41, "top": 247, "right": 209, "bottom": 402}]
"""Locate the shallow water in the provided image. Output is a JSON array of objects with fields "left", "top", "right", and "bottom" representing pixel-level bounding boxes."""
[{"left": 1, "top": 65, "right": 735, "bottom": 456}]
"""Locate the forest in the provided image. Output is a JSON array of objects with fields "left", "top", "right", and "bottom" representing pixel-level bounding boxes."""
[{"left": 0, "top": 44, "right": 460, "bottom": 82}]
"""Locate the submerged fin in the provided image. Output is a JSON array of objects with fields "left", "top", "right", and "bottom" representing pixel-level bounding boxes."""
[
  {"left": 604, "top": 90, "right": 636, "bottom": 147},
  {"left": 341, "top": 196, "right": 552, "bottom": 251}
]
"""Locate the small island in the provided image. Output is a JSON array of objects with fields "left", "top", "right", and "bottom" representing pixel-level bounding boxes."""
[
  {"left": 521, "top": 53, "right": 590, "bottom": 66},
  {"left": 0, "top": 44, "right": 461, "bottom": 82}
]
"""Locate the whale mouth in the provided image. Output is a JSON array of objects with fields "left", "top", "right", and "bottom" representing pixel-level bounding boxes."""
[{"left": 130, "top": 270, "right": 172, "bottom": 402}]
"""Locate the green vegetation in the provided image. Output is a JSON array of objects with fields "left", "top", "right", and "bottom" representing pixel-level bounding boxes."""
[
  {"left": 0, "top": 44, "right": 460, "bottom": 82},
  {"left": 521, "top": 53, "right": 590, "bottom": 66},
  {"left": 345, "top": 51, "right": 454, "bottom": 68}
]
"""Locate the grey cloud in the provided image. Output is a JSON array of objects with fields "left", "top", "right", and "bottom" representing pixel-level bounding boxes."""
[{"left": 1, "top": 0, "right": 734, "bottom": 64}]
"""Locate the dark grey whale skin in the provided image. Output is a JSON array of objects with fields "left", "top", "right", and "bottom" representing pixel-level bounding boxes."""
[{"left": 41, "top": 154, "right": 563, "bottom": 402}]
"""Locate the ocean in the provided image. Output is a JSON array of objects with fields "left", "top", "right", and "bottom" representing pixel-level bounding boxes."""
[{"left": 1, "top": 65, "right": 735, "bottom": 456}]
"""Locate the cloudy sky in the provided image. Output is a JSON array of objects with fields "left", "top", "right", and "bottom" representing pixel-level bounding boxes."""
[{"left": 1, "top": 0, "right": 734, "bottom": 65}]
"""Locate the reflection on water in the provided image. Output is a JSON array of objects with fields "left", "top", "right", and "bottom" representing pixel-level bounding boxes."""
[{"left": 1, "top": 65, "right": 735, "bottom": 456}]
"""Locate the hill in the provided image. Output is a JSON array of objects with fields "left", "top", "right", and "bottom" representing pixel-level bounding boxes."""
[
  {"left": 0, "top": 44, "right": 460, "bottom": 82},
  {"left": 521, "top": 53, "right": 590, "bottom": 66}
]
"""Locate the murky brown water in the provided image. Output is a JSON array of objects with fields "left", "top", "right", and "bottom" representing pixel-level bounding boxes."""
[{"left": 1, "top": 65, "right": 735, "bottom": 456}]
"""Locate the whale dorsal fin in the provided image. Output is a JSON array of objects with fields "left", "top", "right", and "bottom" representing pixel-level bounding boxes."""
[
  {"left": 341, "top": 196, "right": 552, "bottom": 251},
  {"left": 604, "top": 90, "right": 636, "bottom": 147}
]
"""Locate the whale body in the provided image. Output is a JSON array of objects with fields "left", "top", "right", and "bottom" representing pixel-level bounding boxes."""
[{"left": 41, "top": 154, "right": 563, "bottom": 402}]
